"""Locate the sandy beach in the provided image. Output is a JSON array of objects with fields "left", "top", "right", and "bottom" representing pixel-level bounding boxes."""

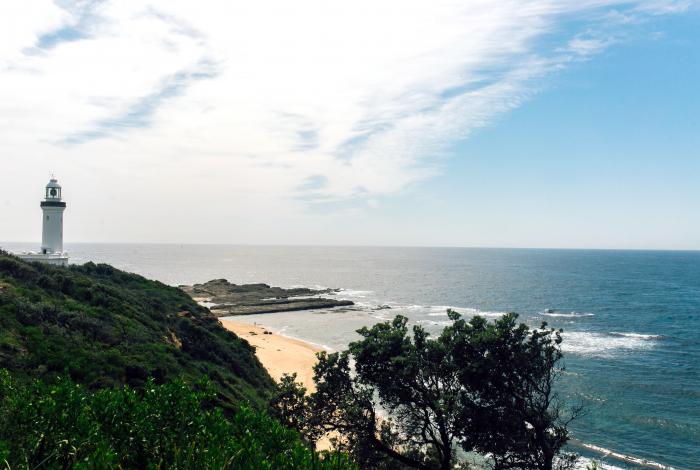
[{"left": 219, "top": 318, "right": 323, "bottom": 392}]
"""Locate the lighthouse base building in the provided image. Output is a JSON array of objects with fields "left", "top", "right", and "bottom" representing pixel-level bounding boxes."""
[
  {"left": 17, "top": 252, "right": 69, "bottom": 266},
  {"left": 17, "top": 178, "right": 69, "bottom": 266}
]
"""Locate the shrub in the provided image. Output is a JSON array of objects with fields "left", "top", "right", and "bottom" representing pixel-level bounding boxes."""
[{"left": 0, "top": 370, "right": 356, "bottom": 469}]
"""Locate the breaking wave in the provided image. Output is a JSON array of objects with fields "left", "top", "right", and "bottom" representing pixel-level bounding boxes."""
[
  {"left": 426, "top": 306, "right": 507, "bottom": 318},
  {"left": 334, "top": 288, "right": 374, "bottom": 298},
  {"left": 541, "top": 311, "right": 595, "bottom": 318},
  {"left": 574, "top": 441, "right": 676, "bottom": 470},
  {"left": 610, "top": 332, "right": 663, "bottom": 340},
  {"left": 561, "top": 331, "right": 661, "bottom": 357}
]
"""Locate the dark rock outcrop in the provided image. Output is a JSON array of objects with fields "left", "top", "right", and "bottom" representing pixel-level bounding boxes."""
[{"left": 180, "top": 279, "right": 354, "bottom": 316}]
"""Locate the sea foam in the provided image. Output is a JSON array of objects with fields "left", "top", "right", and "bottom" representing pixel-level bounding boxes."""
[
  {"left": 334, "top": 288, "right": 374, "bottom": 298},
  {"left": 426, "top": 306, "right": 507, "bottom": 318},
  {"left": 609, "top": 332, "right": 663, "bottom": 340},
  {"left": 573, "top": 456, "right": 625, "bottom": 470},
  {"left": 561, "top": 331, "right": 660, "bottom": 357},
  {"left": 541, "top": 311, "right": 595, "bottom": 318},
  {"left": 576, "top": 442, "right": 676, "bottom": 470}
]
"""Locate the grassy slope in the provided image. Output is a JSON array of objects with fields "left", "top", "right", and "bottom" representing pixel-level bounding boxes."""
[{"left": 0, "top": 250, "right": 274, "bottom": 407}]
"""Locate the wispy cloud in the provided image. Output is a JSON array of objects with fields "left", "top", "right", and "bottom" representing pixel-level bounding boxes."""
[
  {"left": 59, "top": 59, "right": 218, "bottom": 145},
  {"left": 0, "top": 0, "right": 693, "bottom": 220},
  {"left": 32, "top": 0, "right": 105, "bottom": 50}
]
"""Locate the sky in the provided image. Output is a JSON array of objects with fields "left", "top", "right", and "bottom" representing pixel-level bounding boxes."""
[{"left": 1, "top": 0, "right": 698, "bottom": 249}]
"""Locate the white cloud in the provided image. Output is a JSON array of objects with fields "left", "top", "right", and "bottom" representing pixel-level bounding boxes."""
[
  {"left": 0, "top": 0, "right": 693, "bottom": 243},
  {"left": 566, "top": 37, "right": 610, "bottom": 56},
  {"left": 0, "top": 1, "right": 67, "bottom": 60}
]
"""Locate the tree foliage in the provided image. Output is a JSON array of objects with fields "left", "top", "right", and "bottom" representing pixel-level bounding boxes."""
[
  {"left": 0, "top": 370, "right": 356, "bottom": 470},
  {"left": 272, "top": 310, "right": 579, "bottom": 470},
  {"left": 0, "top": 251, "right": 273, "bottom": 406}
]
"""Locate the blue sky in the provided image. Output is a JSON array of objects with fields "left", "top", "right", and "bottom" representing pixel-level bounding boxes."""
[
  {"left": 0, "top": 1, "right": 698, "bottom": 248},
  {"left": 346, "top": 11, "right": 700, "bottom": 249}
]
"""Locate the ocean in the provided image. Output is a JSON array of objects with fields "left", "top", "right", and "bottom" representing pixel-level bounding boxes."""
[{"left": 3, "top": 243, "right": 698, "bottom": 469}]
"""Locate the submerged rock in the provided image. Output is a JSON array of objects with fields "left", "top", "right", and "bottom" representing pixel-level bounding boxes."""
[{"left": 373, "top": 304, "right": 392, "bottom": 310}]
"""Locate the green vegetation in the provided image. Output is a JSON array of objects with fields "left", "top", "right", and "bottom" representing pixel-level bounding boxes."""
[
  {"left": 0, "top": 370, "right": 355, "bottom": 469},
  {"left": 0, "top": 250, "right": 272, "bottom": 406},
  {"left": 0, "top": 251, "right": 355, "bottom": 469},
  {"left": 0, "top": 251, "right": 579, "bottom": 469},
  {"left": 272, "top": 310, "right": 580, "bottom": 470}
]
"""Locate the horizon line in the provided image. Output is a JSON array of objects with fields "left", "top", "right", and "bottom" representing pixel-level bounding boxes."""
[{"left": 2, "top": 241, "right": 699, "bottom": 253}]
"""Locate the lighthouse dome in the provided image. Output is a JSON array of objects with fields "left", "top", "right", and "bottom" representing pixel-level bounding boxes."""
[{"left": 46, "top": 178, "right": 61, "bottom": 188}]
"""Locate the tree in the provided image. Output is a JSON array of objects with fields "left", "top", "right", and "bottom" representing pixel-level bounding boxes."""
[
  {"left": 274, "top": 311, "right": 579, "bottom": 470},
  {"left": 270, "top": 373, "right": 323, "bottom": 446},
  {"left": 447, "top": 311, "right": 581, "bottom": 470}
]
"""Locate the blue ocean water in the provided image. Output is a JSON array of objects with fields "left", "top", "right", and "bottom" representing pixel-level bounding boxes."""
[{"left": 3, "top": 243, "right": 698, "bottom": 469}]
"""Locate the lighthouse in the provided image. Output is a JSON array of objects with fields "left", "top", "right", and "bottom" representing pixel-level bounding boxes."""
[
  {"left": 17, "top": 178, "right": 69, "bottom": 265},
  {"left": 41, "top": 178, "right": 66, "bottom": 254}
]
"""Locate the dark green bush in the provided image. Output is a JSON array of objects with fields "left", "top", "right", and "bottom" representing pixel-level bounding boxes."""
[{"left": 0, "top": 370, "right": 356, "bottom": 469}]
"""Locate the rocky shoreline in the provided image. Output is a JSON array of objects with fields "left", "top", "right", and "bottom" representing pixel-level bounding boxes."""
[{"left": 180, "top": 279, "right": 354, "bottom": 316}]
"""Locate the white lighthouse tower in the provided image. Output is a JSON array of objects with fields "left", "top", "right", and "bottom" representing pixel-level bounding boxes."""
[
  {"left": 17, "top": 178, "right": 69, "bottom": 265},
  {"left": 40, "top": 178, "right": 66, "bottom": 255}
]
